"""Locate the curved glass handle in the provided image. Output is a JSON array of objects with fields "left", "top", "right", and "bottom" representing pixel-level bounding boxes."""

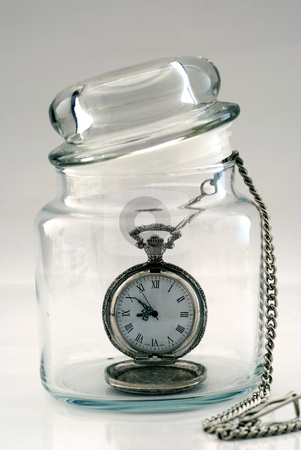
[{"left": 49, "top": 56, "right": 233, "bottom": 143}]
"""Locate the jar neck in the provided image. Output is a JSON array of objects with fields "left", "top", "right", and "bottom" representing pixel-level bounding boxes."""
[
  {"left": 54, "top": 159, "right": 236, "bottom": 210},
  {"left": 54, "top": 125, "right": 235, "bottom": 198}
]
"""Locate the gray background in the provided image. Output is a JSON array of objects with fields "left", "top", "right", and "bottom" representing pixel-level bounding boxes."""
[{"left": 1, "top": 0, "right": 300, "bottom": 285}]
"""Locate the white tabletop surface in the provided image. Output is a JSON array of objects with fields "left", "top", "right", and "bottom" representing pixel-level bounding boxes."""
[{"left": 1, "top": 283, "right": 300, "bottom": 450}]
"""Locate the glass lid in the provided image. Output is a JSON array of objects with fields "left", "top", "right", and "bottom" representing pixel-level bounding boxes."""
[{"left": 49, "top": 56, "right": 239, "bottom": 167}]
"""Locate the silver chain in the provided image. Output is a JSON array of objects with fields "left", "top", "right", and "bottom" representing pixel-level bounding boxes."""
[
  {"left": 210, "top": 392, "right": 301, "bottom": 440},
  {"left": 222, "top": 421, "right": 301, "bottom": 440},
  {"left": 130, "top": 151, "right": 299, "bottom": 439},
  {"left": 174, "top": 172, "right": 221, "bottom": 231},
  {"left": 202, "top": 151, "right": 294, "bottom": 439}
]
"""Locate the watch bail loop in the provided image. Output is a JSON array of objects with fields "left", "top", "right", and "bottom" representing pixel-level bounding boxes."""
[{"left": 129, "top": 224, "right": 182, "bottom": 262}]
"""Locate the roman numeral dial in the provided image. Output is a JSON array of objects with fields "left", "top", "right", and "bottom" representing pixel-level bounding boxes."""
[{"left": 115, "top": 272, "right": 197, "bottom": 354}]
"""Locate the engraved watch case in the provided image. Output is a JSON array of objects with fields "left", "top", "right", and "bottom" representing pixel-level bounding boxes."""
[{"left": 102, "top": 225, "right": 208, "bottom": 394}]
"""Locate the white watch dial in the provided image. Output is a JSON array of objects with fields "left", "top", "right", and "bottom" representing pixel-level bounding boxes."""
[{"left": 115, "top": 274, "right": 195, "bottom": 353}]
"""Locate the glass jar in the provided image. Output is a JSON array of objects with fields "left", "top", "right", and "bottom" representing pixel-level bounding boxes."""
[{"left": 35, "top": 57, "right": 264, "bottom": 411}]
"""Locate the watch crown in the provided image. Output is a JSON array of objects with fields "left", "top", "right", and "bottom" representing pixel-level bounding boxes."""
[
  {"left": 146, "top": 235, "right": 164, "bottom": 247},
  {"left": 129, "top": 224, "right": 182, "bottom": 263}
]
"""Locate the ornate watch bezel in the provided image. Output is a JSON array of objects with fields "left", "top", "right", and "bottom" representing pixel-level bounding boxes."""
[{"left": 102, "top": 261, "right": 207, "bottom": 361}]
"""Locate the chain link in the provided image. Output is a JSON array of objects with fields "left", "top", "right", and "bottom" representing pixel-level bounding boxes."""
[
  {"left": 216, "top": 419, "right": 301, "bottom": 440},
  {"left": 203, "top": 151, "right": 279, "bottom": 439}
]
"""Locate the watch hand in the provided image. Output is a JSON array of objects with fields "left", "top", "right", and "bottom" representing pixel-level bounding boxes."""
[
  {"left": 137, "top": 307, "right": 159, "bottom": 321},
  {"left": 125, "top": 296, "right": 159, "bottom": 320},
  {"left": 125, "top": 296, "right": 149, "bottom": 309},
  {"left": 138, "top": 291, "right": 159, "bottom": 321},
  {"left": 140, "top": 291, "right": 153, "bottom": 309}
]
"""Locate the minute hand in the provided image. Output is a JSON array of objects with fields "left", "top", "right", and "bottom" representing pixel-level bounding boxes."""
[
  {"left": 125, "top": 296, "right": 150, "bottom": 310},
  {"left": 140, "top": 291, "right": 159, "bottom": 320},
  {"left": 125, "top": 296, "right": 158, "bottom": 321},
  {"left": 139, "top": 291, "right": 154, "bottom": 310}
]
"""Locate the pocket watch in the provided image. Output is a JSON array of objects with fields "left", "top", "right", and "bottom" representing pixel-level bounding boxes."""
[{"left": 103, "top": 224, "right": 208, "bottom": 395}]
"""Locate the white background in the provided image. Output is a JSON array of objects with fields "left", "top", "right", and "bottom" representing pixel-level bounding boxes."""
[{"left": 0, "top": 1, "right": 300, "bottom": 449}]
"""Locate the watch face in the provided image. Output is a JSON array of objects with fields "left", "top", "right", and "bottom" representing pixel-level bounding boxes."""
[
  {"left": 103, "top": 264, "right": 207, "bottom": 359},
  {"left": 116, "top": 274, "right": 194, "bottom": 353}
]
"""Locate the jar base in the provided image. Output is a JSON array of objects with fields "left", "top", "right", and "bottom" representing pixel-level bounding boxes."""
[{"left": 42, "top": 355, "right": 263, "bottom": 412}]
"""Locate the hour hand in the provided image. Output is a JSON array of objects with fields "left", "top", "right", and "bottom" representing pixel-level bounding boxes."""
[
  {"left": 137, "top": 307, "right": 159, "bottom": 321},
  {"left": 137, "top": 306, "right": 159, "bottom": 321},
  {"left": 125, "top": 296, "right": 158, "bottom": 321},
  {"left": 136, "top": 307, "right": 153, "bottom": 321},
  {"left": 126, "top": 296, "right": 152, "bottom": 321}
]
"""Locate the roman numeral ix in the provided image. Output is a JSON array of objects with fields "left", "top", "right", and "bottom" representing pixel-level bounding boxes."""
[{"left": 124, "top": 322, "right": 134, "bottom": 333}]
